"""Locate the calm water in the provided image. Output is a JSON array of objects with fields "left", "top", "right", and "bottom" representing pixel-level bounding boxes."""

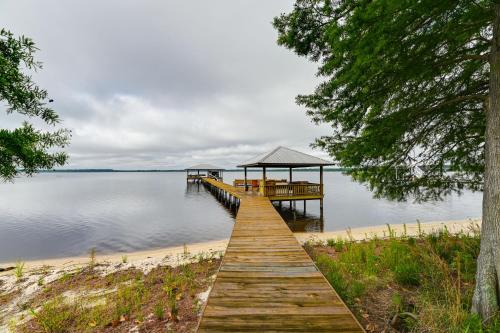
[{"left": 0, "top": 172, "right": 482, "bottom": 262}]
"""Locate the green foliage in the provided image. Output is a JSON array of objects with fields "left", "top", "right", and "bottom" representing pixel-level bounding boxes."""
[
  {"left": 38, "top": 276, "right": 45, "bottom": 286},
  {"left": 312, "top": 229, "right": 498, "bottom": 332},
  {"left": 381, "top": 240, "right": 421, "bottom": 286},
  {"left": 14, "top": 260, "right": 24, "bottom": 280},
  {"left": 274, "top": 1, "right": 491, "bottom": 201},
  {"left": 154, "top": 301, "right": 165, "bottom": 320},
  {"left": 111, "top": 279, "right": 147, "bottom": 319},
  {"left": 326, "top": 237, "right": 345, "bottom": 252},
  {"left": 0, "top": 29, "right": 70, "bottom": 181},
  {"left": 30, "top": 297, "right": 73, "bottom": 333}
]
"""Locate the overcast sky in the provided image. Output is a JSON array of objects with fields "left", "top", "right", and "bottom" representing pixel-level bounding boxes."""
[{"left": 0, "top": 0, "right": 332, "bottom": 169}]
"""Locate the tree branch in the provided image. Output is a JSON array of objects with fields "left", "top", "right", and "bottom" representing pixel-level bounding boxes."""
[{"left": 461, "top": 54, "right": 491, "bottom": 61}]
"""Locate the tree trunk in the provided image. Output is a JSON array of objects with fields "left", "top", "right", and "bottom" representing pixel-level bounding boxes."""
[{"left": 471, "top": 3, "right": 500, "bottom": 321}]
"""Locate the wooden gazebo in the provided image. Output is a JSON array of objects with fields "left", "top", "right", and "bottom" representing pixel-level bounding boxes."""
[
  {"left": 237, "top": 146, "right": 334, "bottom": 211},
  {"left": 185, "top": 163, "right": 224, "bottom": 182}
]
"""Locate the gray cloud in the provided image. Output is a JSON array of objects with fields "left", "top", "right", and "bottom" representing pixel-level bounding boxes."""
[{"left": 0, "top": 0, "right": 331, "bottom": 169}]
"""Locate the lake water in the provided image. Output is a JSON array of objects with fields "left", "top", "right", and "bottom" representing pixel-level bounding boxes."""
[{"left": 0, "top": 171, "right": 482, "bottom": 263}]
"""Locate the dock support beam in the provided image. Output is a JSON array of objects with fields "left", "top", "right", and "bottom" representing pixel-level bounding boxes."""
[
  {"left": 262, "top": 167, "right": 266, "bottom": 196},
  {"left": 244, "top": 167, "right": 248, "bottom": 191},
  {"left": 289, "top": 167, "right": 293, "bottom": 208},
  {"left": 320, "top": 166, "right": 324, "bottom": 215}
]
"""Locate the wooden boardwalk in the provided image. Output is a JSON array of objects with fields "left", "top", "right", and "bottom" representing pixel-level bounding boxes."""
[{"left": 198, "top": 178, "right": 364, "bottom": 332}]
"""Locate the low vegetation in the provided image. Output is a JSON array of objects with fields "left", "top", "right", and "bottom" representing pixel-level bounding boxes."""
[
  {"left": 307, "top": 225, "right": 500, "bottom": 332},
  {"left": 14, "top": 261, "right": 25, "bottom": 281},
  {"left": 6, "top": 253, "right": 221, "bottom": 333}
]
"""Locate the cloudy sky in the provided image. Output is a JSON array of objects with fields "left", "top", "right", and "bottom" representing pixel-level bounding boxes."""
[{"left": 1, "top": 0, "right": 332, "bottom": 169}]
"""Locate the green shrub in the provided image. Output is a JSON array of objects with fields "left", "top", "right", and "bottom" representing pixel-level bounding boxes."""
[
  {"left": 393, "top": 259, "right": 420, "bottom": 286},
  {"left": 326, "top": 238, "right": 345, "bottom": 252}
]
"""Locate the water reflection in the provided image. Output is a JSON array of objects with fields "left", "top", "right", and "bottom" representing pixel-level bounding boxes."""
[
  {"left": 273, "top": 202, "right": 324, "bottom": 232},
  {"left": 185, "top": 182, "right": 237, "bottom": 218},
  {"left": 184, "top": 181, "right": 203, "bottom": 197}
]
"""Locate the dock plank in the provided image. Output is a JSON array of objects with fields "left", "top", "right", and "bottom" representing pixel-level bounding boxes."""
[{"left": 198, "top": 178, "right": 364, "bottom": 332}]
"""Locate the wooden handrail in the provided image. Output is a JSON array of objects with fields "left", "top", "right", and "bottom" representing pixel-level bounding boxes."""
[
  {"left": 263, "top": 183, "right": 323, "bottom": 197},
  {"left": 233, "top": 179, "right": 287, "bottom": 187}
]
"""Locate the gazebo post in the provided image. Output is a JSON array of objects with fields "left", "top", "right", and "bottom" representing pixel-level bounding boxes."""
[
  {"left": 320, "top": 166, "right": 324, "bottom": 215},
  {"left": 289, "top": 167, "right": 293, "bottom": 208},
  {"left": 244, "top": 167, "right": 248, "bottom": 191},
  {"left": 262, "top": 167, "right": 266, "bottom": 196}
]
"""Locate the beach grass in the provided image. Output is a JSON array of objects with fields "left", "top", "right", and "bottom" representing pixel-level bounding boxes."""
[
  {"left": 15, "top": 253, "right": 221, "bottom": 333},
  {"left": 14, "top": 261, "right": 25, "bottom": 281},
  {"left": 307, "top": 225, "right": 500, "bottom": 332}
]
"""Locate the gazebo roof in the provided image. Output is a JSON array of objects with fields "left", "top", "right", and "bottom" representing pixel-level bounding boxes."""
[
  {"left": 186, "top": 163, "right": 224, "bottom": 171},
  {"left": 237, "top": 146, "right": 334, "bottom": 168}
]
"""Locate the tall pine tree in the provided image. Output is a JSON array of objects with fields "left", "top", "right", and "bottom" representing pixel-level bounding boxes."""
[{"left": 274, "top": 0, "right": 499, "bottom": 320}]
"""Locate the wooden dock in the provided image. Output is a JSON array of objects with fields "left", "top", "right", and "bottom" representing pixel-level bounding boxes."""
[{"left": 198, "top": 178, "right": 364, "bottom": 332}]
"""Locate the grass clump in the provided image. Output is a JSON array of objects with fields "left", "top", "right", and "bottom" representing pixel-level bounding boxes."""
[
  {"left": 326, "top": 237, "right": 345, "bottom": 252},
  {"left": 30, "top": 297, "right": 74, "bottom": 333},
  {"left": 153, "top": 301, "right": 165, "bottom": 320},
  {"left": 110, "top": 278, "right": 147, "bottom": 322},
  {"left": 88, "top": 248, "right": 96, "bottom": 270},
  {"left": 311, "top": 227, "right": 500, "bottom": 332},
  {"left": 15, "top": 260, "right": 25, "bottom": 281},
  {"left": 162, "top": 263, "right": 198, "bottom": 321}
]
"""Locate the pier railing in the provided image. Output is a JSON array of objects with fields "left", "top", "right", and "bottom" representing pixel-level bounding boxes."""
[
  {"left": 233, "top": 179, "right": 287, "bottom": 188},
  {"left": 263, "top": 183, "right": 323, "bottom": 197}
]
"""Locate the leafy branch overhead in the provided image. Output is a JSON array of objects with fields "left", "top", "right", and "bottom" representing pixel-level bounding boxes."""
[
  {"left": 274, "top": 0, "right": 491, "bottom": 201},
  {"left": 0, "top": 28, "right": 70, "bottom": 180}
]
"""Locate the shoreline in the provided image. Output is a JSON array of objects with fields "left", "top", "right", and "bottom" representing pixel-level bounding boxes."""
[{"left": 0, "top": 218, "right": 480, "bottom": 273}]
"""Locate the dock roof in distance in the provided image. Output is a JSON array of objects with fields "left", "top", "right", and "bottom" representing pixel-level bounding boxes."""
[
  {"left": 185, "top": 163, "right": 224, "bottom": 171},
  {"left": 237, "top": 146, "right": 334, "bottom": 168}
]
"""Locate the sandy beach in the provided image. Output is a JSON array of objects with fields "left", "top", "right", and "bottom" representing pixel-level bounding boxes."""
[
  {"left": 0, "top": 218, "right": 480, "bottom": 273},
  {"left": 294, "top": 218, "right": 481, "bottom": 243}
]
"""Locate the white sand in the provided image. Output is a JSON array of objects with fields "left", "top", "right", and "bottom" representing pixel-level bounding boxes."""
[
  {"left": 0, "top": 239, "right": 228, "bottom": 275},
  {"left": 294, "top": 218, "right": 481, "bottom": 244}
]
